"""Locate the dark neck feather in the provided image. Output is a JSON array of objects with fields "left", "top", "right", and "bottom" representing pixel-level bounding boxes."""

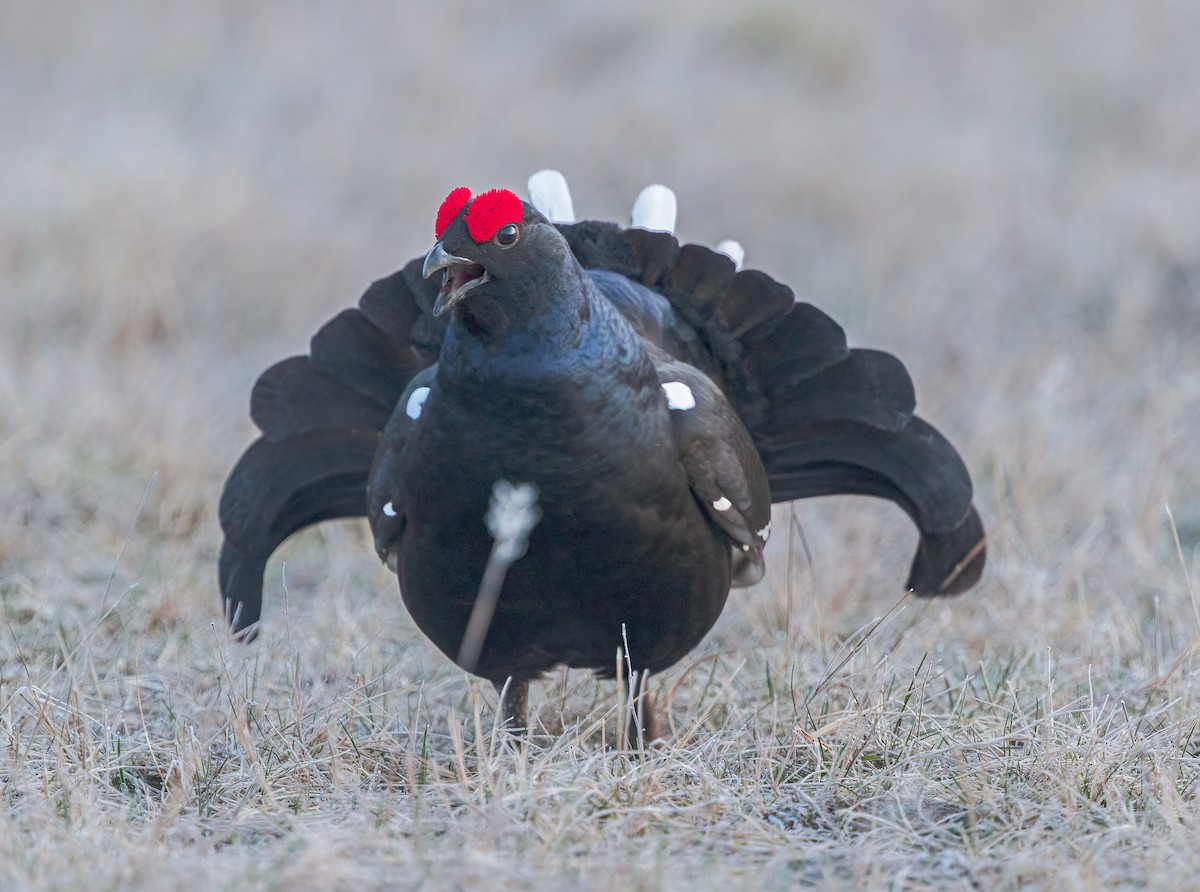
[{"left": 442, "top": 254, "right": 590, "bottom": 374}]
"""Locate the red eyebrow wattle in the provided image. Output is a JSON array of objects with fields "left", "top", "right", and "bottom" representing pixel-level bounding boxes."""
[
  {"left": 435, "top": 187, "right": 472, "bottom": 239},
  {"left": 463, "top": 189, "right": 523, "bottom": 243}
]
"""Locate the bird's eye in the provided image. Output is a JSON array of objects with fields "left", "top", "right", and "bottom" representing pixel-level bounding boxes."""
[{"left": 494, "top": 223, "right": 519, "bottom": 248}]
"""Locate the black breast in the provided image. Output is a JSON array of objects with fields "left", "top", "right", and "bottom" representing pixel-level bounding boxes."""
[{"left": 391, "top": 302, "right": 732, "bottom": 682}]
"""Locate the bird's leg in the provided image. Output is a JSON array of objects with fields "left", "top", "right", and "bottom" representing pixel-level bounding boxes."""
[
  {"left": 494, "top": 677, "right": 529, "bottom": 733},
  {"left": 627, "top": 670, "right": 659, "bottom": 746}
]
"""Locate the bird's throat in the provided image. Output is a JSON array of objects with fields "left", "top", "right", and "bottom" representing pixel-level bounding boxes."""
[{"left": 434, "top": 263, "right": 490, "bottom": 317}]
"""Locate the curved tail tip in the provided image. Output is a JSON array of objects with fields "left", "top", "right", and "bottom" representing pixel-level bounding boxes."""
[
  {"left": 527, "top": 169, "right": 576, "bottom": 223},
  {"left": 906, "top": 510, "right": 988, "bottom": 597},
  {"left": 219, "top": 540, "right": 266, "bottom": 641},
  {"left": 631, "top": 184, "right": 677, "bottom": 233}
]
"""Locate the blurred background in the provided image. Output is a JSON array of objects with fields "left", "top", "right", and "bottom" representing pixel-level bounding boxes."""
[{"left": 1, "top": 0, "right": 1198, "bottom": 663}]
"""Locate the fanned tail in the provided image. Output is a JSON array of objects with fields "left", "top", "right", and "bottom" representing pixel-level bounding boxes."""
[
  {"left": 220, "top": 215, "right": 986, "bottom": 638},
  {"left": 558, "top": 221, "right": 987, "bottom": 596},
  {"left": 217, "top": 260, "right": 441, "bottom": 634}
]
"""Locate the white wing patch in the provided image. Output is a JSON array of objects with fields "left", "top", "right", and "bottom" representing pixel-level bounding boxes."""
[
  {"left": 406, "top": 386, "right": 430, "bottom": 420},
  {"left": 528, "top": 169, "right": 576, "bottom": 223},
  {"left": 661, "top": 381, "right": 695, "bottom": 411},
  {"left": 712, "top": 496, "right": 732, "bottom": 512},
  {"left": 382, "top": 501, "right": 397, "bottom": 517},
  {"left": 758, "top": 522, "right": 771, "bottom": 541},
  {"left": 631, "top": 184, "right": 677, "bottom": 233}
]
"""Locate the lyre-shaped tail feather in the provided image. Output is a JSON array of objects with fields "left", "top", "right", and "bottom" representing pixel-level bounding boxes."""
[
  {"left": 556, "top": 220, "right": 986, "bottom": 595},
  {"left": 218, "top": 260, "right": 440, "bottom": 635},
  {"left": 218, "top": 430, "right": 380, "bottom": 636},
  {"left": 761, "top": 418, "right": 985, "bottom": 595}
]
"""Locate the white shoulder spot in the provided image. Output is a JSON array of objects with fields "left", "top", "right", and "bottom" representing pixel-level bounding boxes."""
[
  {"left": 661, "top": 381, "right": 695, "bottom": 411},
  {"left": 382, "top": 501, "right": 397, "bottom": 517},
  {"left": 758, "top": 522, "right": 771, "bottom": 541},
  {"left": 712, "top": 496, "right": 732, "bottom": 512},
  {"left": 406, "top": 386, "right": 431, "bottom": 420}
]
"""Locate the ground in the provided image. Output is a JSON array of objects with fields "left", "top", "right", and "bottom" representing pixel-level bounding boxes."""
[{"left": 1, "top": 2, "right": 1199, "bottom": 889}]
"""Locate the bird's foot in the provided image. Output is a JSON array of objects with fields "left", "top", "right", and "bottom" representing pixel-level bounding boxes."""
[
  {"left": 626, "top": 670, "right": 664, "bottom": 750},
  {"left": 494, "top": 677, "right": 529, "bottom": 735}
]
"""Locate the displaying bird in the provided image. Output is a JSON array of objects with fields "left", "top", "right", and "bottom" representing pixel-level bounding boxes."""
[{"left": 218, "top": 172, "right": 986, "bottom": 742}]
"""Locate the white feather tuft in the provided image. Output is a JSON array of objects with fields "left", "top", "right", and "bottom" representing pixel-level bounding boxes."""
[
  {"left": 527, "top": 169, "right": 576, "bottom": 223},
  {"left": 406, "top": 386, "right": 430, "bottom": 420},
  {"left": 716, "top": 239, "right": 745, "bottom": 270},
  {"left": 661, "top": 381, "right": 695, "bottom": 411},
  {"left": 631, "top": 184, "right": 677, "bottom": 233}
]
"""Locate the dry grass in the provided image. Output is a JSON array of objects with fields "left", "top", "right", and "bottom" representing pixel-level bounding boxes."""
[{"left": 2, "top": 1, "right": 1199, "bottom": 889}]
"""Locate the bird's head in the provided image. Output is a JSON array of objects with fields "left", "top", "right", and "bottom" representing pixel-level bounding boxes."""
[{"left": 422, "top": 186, "right": 577, "bottom": 334}]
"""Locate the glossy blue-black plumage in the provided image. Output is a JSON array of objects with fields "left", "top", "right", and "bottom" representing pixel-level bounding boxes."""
[{"left": 218, "top": 195, "right": 986, "bottom": 735}]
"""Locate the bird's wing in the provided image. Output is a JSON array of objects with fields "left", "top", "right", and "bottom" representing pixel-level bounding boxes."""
[
  {"left": 364, "top": 365, "right": 438, "bottom": 570},
  {"left": 654, "top": 359, "right": 772, "bottom": 587}
]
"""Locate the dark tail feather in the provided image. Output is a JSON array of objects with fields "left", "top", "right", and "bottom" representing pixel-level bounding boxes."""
[
  {"left": 218, "top": 260, "right": 441, "bottom": 635},
  {"left": 714, "top": 268, "right": 795, "bottom": 340},
  {"left": 218, "top": 542, "right": 267, "bottom": 638},
  {"left": 250, "top": 355, "right": 393, "bottom": 440},
  {"left": 758, "top": 348, "right": 916, "bottom": 436},
  {"left": 249, "top": 264, "right": 437, "bottom": 442},
  {"left": 308, "top": 308, "right": 418, "bottom": 406},
  {"left": 764, "top": 418, "right": 974, "bottom": 534},
  {"left": 667, "top": 243, "right": 737, "bottom": 318},
  {"left": 555, "top": 223, "right": 987, "bottom": 596},
  {"left": 218, "top": 430, "right": 381, "bottom": 636},
  {"left": 745, "top": 302, "right": 849, "bottom": 392},
  {"left": 763, "top": 417, "right": 985, "bottom": 596},
  {"left": 906, "top": 506, "right": 986, "bottom": 596}
]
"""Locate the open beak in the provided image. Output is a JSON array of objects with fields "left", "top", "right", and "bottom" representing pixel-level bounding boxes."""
[{"left": 423, "top": 242, "right": 490, "bottom": 317}]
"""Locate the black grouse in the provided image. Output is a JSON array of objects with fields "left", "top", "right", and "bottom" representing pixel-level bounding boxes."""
[{"left": 218, "top": 172, "right": 986, "bottom": 741}]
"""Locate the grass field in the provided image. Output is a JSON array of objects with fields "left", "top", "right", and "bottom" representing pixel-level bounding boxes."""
[{"left": 2, "top": 2, "right": 1199, "bottom": 889}]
